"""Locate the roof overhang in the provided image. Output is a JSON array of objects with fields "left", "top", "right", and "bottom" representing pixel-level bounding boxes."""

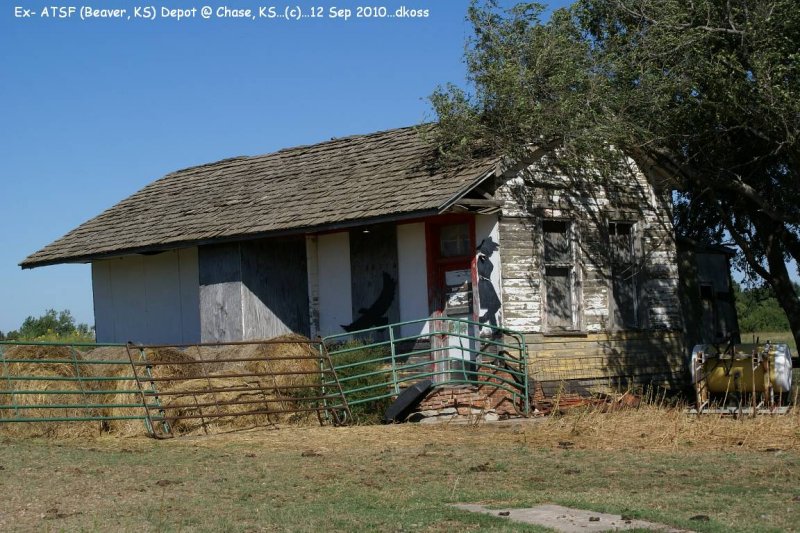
[{"left": 20, "top": 207, "right": 447, "bottom": 269}]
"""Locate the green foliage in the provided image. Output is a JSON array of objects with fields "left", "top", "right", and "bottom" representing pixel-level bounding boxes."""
[
  {"left": 735, "top": 282, "right": 800, "bottom": 332},
  {"left": 431, "top": 0, "right": 800, "bottom": 345},
  {"left": 11, "top": 309, "right": 94, "bottom": 342},
  {"left": 327, "top": 340, "right": 394, "bottom": 423}
]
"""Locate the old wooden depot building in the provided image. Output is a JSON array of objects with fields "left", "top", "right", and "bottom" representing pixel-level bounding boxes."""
[{"left": 22, "top": 126, "right": 732, "bottom": 389}]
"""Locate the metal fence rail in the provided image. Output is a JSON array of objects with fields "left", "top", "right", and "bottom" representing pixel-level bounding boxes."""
[
  {"left": 0, "top": 320, "right": 529, "bottom": 433},
  {"left": 0, "top": 341, "right": 157, "bottom": 429},
  {"left": 321, "top": 317, "right": 530, "bottom": 419},
  {"left": 0, "top": 339, "right": 351, "bottom": 437}
]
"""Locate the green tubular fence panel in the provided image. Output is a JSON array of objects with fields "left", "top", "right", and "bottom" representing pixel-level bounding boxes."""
[
  {"left": 322, "top": 317, "right": 530, "bottom": 417},
  {"left": 0, "top": 340, "right": 160, "bottom": 432},
  {"left": 317, "top": 341, "right": 353, "bottom": 425},
  {"left": 0, "top": 339, "right": 352, "bottom": 434},
  {"left": 125, "top": 343, "right": 169, "bottom": 437}
]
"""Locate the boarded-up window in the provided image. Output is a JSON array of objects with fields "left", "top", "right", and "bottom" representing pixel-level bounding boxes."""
[
  {"left": 609, "top": 222, "right": 639, "bottom": 328},
  {"left": 543, "top": 220, "right": 578, "bottom": 331}
]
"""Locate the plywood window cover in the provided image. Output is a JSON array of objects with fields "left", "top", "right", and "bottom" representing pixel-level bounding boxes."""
[
  {"left": 542, "top": 218, "right": 582, "bottom": 333},
  {"left": 609, "top": 220, "right": 641, "bottom": 330}
]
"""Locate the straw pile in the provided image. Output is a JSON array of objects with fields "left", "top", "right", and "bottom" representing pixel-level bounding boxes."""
[
  {"left": 154, "top": 377, "right": 284, "bottom": 435},
  {"left": 0, "top": 336, "right": 325, "bottom": 438},
  {"left": 103, "top": 336, "right": 323, "bottom": 436},
  {"left": 158, "top": 334, "right": 323, "bottom": 434},
  {"left": 0, "top": 345, "right": 104, "bottom": 438},
  {"left": 96, "top": 346, "right": 204, "bottom": 436},
  {"left": 210, "top": 333, "right": 320, "bottom": 380}
]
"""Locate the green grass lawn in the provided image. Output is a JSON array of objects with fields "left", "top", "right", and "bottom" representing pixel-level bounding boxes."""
[
  {"left": 2, "top": 410, "right": 799, "bottom": 532},
  {"left": 740, "top": 331, "right": 797, "bottom": 354}
]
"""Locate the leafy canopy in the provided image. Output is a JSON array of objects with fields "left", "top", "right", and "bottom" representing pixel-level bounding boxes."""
[{"left": 431, "top": 0, "right": 800, "bottom": 345}]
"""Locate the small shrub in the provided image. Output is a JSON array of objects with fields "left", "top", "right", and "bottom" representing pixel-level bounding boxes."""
[{"left": 326, "top": 339, "right": 394, "bottom": 424}]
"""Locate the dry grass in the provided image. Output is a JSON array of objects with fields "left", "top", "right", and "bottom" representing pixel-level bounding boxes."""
[
  {"left": 1, "top": 406, "right": 798, "bottom": 532},
  {"left": 540, "top": 403, "right": 800, "bottom": 452},
  {"left": 180, "top": 403, "right": 800, "bottom": 454}
]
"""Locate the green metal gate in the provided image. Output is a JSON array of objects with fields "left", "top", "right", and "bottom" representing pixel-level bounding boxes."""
[
  {"left": 321, "top": 317, "right": 530, "bottom": 420},
  {"left": 0, "top": 339, "right": 350, "bottom": 437}
]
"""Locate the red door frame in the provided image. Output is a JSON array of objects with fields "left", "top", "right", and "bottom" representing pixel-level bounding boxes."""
[{"left": 424, "top": 214, "right": 476, "bottom": 316}]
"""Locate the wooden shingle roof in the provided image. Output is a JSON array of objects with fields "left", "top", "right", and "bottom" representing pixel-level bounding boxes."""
[{"left": 21, "top": 126, "right": 498, "bottom": 268}]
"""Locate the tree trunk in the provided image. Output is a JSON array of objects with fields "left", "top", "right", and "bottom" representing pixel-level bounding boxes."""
[{"left": 762, "top": 222, "right": 800, "bottom": 355}]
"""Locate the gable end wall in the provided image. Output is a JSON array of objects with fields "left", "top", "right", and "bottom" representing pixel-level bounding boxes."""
[{"left": 496, "top": 162, "right": 686, "bottom": 390}]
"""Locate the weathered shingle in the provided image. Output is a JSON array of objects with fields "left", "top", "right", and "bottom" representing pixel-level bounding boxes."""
[{"left": 21, "top": 126, "right": 498, "bottom": 268}]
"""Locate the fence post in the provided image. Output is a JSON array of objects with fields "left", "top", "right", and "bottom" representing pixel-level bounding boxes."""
[
  {"left": 520, "top": 335, "right": 530, "bottom": 416},
  {"left": 0, "top": 344, "right": 20, "bottom": 418},
  {"left": 68, "top": 344, "right": 92, "bottom": 419},
  {"left": 389, "top": 325, "right": 400, "bottom": 395}
]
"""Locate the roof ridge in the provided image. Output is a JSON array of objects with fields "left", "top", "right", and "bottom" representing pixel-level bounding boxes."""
[{"left": 160, "top": 124, "right": 433, "bottom": 176}]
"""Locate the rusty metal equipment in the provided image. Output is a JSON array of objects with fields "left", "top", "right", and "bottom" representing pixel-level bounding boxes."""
[{"left": 691, "top": 338, "right": 793, "bottom": 415}]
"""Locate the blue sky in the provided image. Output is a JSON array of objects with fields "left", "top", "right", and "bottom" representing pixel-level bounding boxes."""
[{"left": 0, "top": 1, "right": 570, "bottom": 332}]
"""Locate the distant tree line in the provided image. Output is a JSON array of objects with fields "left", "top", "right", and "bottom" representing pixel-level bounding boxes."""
[
  {"left": 735, "top": 283, "right": 800, "bottom": 333},
  {"left": 0, "top": 309, "right": 94, "bottom": 342}
]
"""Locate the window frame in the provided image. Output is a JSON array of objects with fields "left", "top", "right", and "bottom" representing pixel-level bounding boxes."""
[
  {"left": 541, "top": 218, "right": 582, "bottom": 333},
  {"left": 607, "top": 220, "right": 644, "bottom": 330}
]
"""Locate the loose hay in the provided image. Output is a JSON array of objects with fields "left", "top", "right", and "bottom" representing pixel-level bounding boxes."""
[
  {"left": 141, "top": 346, "right": 206, "bottom": 381},
  {"left": 78, "top": 346, "right": 151, "bottom": 435},
  {"left": 0, "top": 345, "right": 104, "bottom": 438},
  {"left": 242, "top": 334, "right": 322, "bottom": 389},
  {"left": 98, "top": 363, "right": 152, "bottom": 437},
  {"left": 159, "top": 335, "right": 324, "bottom": 435},
  {"left": 101, "top": 337, "right": 324, "bottom": 437},
  {"left": 156, "top": 377, "right": 288, "bottom": 435},
  {"left": 1, "top": 336, "right": 331, "bottom": 438}
]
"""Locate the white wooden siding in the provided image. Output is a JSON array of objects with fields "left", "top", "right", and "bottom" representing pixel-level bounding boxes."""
[
  {"left": 396, "top": 222, "right": 429, "bottom": 337},
  {"left": 316, "top": 232, "right": 353, "bottom": 337},
  {"left": 497, "top": 162, "right": 682, "bottom": 333},
  {"left": 92, "top": 248, "right": 200, "bottom": 344}
]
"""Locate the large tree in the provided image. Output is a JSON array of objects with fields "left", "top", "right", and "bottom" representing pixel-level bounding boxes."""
[{"left": 431, "top": 0, "right": 800, "bottom": 350}]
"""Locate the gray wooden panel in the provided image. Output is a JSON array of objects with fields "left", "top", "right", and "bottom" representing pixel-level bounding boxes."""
[
  {"left": 178, "top": 247, "right": 201, "bottom": 344},
  {"left": 241, "top": 237, "right": 310, "bottom": 338},
  {"left": 200, "top": 282, "right": 243, "bottom": 342},
  {"left": 543, "top": 220, "right": 570, "bottom": 264},
  {"left": 346, "top": 225, "right": 400, "bottom": 332},
  {"left": 545, "top": 266, "right": 573, "bottom": 329},
  {"left": 199, "top": 243, "right": 243, "bottom": 342},
  {"left": 91, "top": 261, "right": 116, "bottom": 343},
  {"left": 108, "top": 255, "right": 148, "bottom": 343},
  {"left": 93, "top": 250, "right": 201, "bottom": 344},
  {"left": 199, "top": 243, "right": 242, "bottom": 285},
  {"left": 142, "top": 251, "right": 183, "bottom": 344}
]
